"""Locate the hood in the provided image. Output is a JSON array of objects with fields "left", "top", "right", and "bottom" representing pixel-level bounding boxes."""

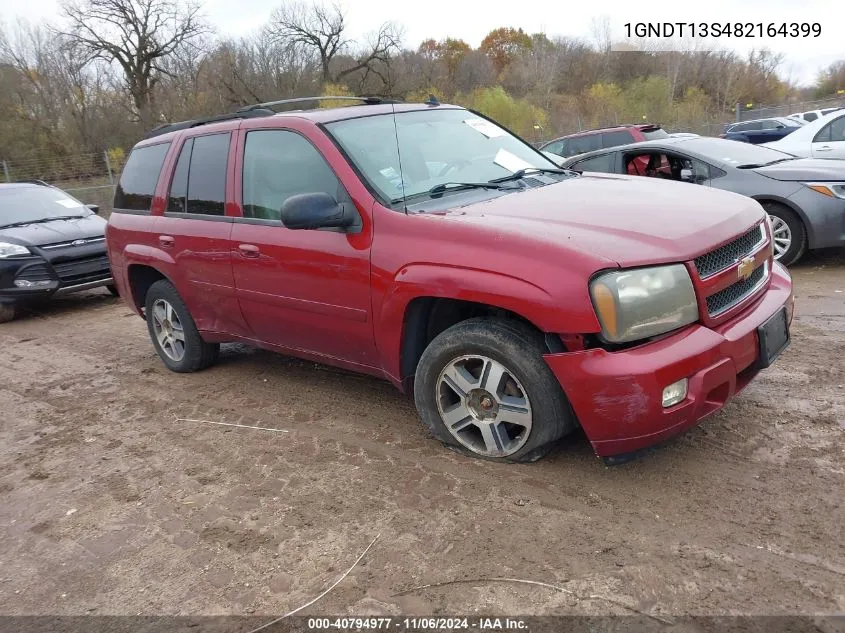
[
  {"left": 0, "top": 214, "right": 107, "bottom": 248},
  {"left": 447, "top": 174, "right": 765, "bottom": 268},
  {"left": 754, "top": 158, "right": 845, "bottom": 182}
]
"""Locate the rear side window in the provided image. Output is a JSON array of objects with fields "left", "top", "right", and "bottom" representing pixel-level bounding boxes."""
[
  {"left": 568, "top": 134, "right": 601, "bottom": 156},
  {"left": 572, "top": 153, "right": 616, "bottom": 173},
  {"left": 185, "top": 133, "right": 230, "bottom": 216},
  {"left": 601, "top": 131, "right": 634, "bottom": 148},
  {"left": 167, "top": 139, "right": 192, "bottom": 213},
  {"left": 114, "top": 142, "right": 170, "bottom": 212},
  {"left": 814, "top": 117, "right": 845, "bottom": 143},
  {"left": 241, "top": 130, "right": 349, "bottom": 221},
  {"left": 543, "top": 140, "right": 565, "bottom": 155}
]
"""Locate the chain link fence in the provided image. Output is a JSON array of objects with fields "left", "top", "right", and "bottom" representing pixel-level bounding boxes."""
[
  {"left": 1, "top": 151, "right": 122, "bottom": 218},
  {"left": 737, "top": 94, "right": 845, "bottom": 122}
]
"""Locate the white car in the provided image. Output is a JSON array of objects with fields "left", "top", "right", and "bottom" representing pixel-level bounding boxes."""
[
  {"left": 786, "top": 107, "right": 842, "bottom": 125},
  {"left": 764, "top": 109, "right": 845, "bottom": 158}
]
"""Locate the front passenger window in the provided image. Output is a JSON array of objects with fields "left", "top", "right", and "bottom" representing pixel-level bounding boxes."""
[{"left": 242, "top": 130, "right": 350, "bottom": 221}]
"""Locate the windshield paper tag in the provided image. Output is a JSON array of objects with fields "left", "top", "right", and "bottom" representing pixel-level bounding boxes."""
[
  {"left": 56, "top": 199, "right": 82, "bottom": 208},
  {"left": 464, "top": 118, "right": 505, "bottom": 138},
  {"left": 493, "top": 148, "right": 534, "bottom": 173}
]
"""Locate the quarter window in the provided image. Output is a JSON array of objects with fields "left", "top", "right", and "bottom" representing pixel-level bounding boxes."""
[
  {"left": 572, "top": 153, "right": 616, "bottom": 173},
  {"left": 114, "top": 142, "right": 170, "bottom": 212}
]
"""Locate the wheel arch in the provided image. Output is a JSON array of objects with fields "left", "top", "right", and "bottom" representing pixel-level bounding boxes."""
[
  {"left": 751, "top": 195, "right": 813, "bottom": 248},
  {"left": 126, "top": 264, "right": 172, "bottom": 317}
]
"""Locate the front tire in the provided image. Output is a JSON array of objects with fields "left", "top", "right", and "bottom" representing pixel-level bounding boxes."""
[
  {"left": 413, "top": 318, "right": 576, "bottom": 463},
  {"left": 763, "top": 201, "right": 806, "bottom": 265},
  {"left": 144, "top": 280, "right": 219, "bottom": 372}
]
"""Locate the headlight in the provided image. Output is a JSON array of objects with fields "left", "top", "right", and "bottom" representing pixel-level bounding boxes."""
[
  {"left": 804, "top": 182, "right": 845, "bottom": 199},
  {"left": 0, "top": 242, "right": 31, "bottom": 258},
  {"left": 590, "top": 264, "right": 699, "bottom": 343}
]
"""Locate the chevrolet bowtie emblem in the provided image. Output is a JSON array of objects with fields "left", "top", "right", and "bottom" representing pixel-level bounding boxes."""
[{"left": 737, "top": 256, "right": 755, "bottom": 281}]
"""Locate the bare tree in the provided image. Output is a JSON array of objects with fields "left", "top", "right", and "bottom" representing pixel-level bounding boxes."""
[
  {"left": 57, "top": 0, "right": 208, "bottom": 128},
  {"left": 268, "top": 1, "right": 401, "bottom": 87}
]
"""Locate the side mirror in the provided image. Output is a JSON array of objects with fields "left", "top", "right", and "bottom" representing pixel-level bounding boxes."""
[
  {"left": 680, "top": 168, "right": 697, "bottom": 183},
  {"left": 280, "top": 192, "right": 355, "bottom": 230},
  {"left": 86, "top": 203, "right": 100, "bottom": 215}
]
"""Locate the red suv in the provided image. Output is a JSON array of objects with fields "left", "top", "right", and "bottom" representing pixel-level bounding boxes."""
[
  {"left": 107, "top": 98, "right": 794, "bottom": 463},
  {"left": 541, "top": 124, "right": 668, "bottom": 159}
]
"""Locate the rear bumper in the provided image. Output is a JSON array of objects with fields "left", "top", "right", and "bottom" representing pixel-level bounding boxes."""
[{"left": 544, "top": 262, "right": 794, "bottom": 458}]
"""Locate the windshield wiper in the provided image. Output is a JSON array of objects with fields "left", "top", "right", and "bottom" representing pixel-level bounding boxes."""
[
  {"left": 0, "top": 215, "right": 87, "bottom": 229},
  {"left": 491, "top": 167, "right": 577, "bottom": 183},
  {"left": 427, "top": 181, "right": 520, "bottom": 195}
]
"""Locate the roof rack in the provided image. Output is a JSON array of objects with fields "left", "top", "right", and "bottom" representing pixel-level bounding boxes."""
[
  {"left": 143, "top": 95, "right": 401, "bottom": 140},
  {"left": 144, "top": 108, "right": 276, "bottom": 140},
  {"left": 237, "top": 95, "right": 400, "bottom": 113}
]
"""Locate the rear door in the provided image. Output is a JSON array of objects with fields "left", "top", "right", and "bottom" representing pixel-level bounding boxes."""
[
  {"left": 811, "top": 115, "right": 845, "bottom": 158},
  {"left": 230, "top": 126, "right": 377, "bottom": 366},
  {"left": 155, "top": 132, "right": 249, "bottom": 336}
]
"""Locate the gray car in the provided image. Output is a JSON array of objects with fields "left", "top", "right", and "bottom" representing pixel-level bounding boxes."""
[{"left": 559, "top": 137, "right": 845, "bottom": 264}]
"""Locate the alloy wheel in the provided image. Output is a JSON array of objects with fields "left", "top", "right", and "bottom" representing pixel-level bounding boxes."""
[
  {"left": 769, "top": 214, "right": 791, "bottom": 261},
  {"left": 436, "top": 355, "right": 533, "bottom": 458},
  {"left": 151, "top": 299, "right": 186, "bottom": 361}
]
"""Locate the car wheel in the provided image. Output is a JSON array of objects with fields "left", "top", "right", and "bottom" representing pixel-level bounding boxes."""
[
  {"left": 144, "top": 280, "right": 219, "bottom": 372},
  {"left": 0, "top": 304, "right": 16, "bottom": 324},
  {"left": 762, "top": 202, "right": 806, "bottom": 265},
  {"left": 413, "top": 317, "right": 576, "bottom": 463},
  {"left": 106, "top": 284, "right": 120, "bottom": 297}
]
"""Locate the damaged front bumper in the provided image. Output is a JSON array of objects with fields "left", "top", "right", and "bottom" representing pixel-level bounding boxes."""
[{"left": 544, "top": 262, "right": 794, "bottom": 460}]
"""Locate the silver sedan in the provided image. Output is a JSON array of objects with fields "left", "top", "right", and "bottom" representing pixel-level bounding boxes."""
[{"left": 557, "top": 137, "right": 845, "bottom": 264}]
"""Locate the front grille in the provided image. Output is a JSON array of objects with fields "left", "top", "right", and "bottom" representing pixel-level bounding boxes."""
[
  {"left": 706, "top": 264, "right": 767, "bottom": 316},
  {"left": 695, "top": 225, "right": 764, "bottom": 278},
  {"left": 52, "top": 255, "right": 111, "bottom": 285},
  {"left": 15, "top": 263, "right": 54, "bottom": 283},
  {"left": 41, "top": 237, "right": 106, "bottom": 250}
]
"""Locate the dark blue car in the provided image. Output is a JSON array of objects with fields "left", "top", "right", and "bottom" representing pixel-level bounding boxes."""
[{"left": 720, "top": 117, "right": 802, "bottom": 144}]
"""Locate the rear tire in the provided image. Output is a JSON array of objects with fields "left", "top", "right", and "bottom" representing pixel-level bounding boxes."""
[
  {"left": 0, "top": 304, "right": 16, "bottom": 324},
  {"left": 413, "top": 318, "right": 576, "bottom": 463},
  {"left": 144, "top": 280, "right": 219, "bottom": 372},
  {"left": 762, "top": 201, "right": 806, "bottom": 266}
]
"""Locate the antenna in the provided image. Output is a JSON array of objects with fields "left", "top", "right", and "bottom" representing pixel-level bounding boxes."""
[{"left": 390, "top": 101, "right": 408, "bottom": 214}]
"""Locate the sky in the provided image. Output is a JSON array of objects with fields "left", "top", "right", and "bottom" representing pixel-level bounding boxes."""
[{"left": 6, "top": 0, "right": 841, "bottom": 86}]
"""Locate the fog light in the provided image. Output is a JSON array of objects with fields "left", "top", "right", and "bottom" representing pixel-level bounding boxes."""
[
  {"left": 14, "top": 279, "right": 53, "bottom": 288},
  {"left": 662, "top": 378, "right": 688, "bottom": 408}
]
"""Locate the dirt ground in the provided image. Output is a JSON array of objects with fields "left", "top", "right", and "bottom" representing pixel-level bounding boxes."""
[{"left": 1, "top": 249, "right": 843, "bottom": 620}]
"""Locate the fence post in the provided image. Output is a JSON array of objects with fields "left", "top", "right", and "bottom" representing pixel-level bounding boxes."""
[
  {"left": 735, "top": 103, "right": 740, "bottom": 122},
  {"left": 2, "top": 160, "right": 9, "bottom": 183},
  {"left": 103, "top": 150, "right": 114, "bottom": 185}
]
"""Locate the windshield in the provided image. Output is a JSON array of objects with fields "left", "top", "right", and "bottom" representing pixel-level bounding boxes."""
[
  {"left": 0, "top": 186, "right": 91, "bottom": 227},
  {"left": 325, "top": 108, "right": 562, "bottom": 205},
  {"left": 683, "top": 138, "right": 796, "bottom": 167}
]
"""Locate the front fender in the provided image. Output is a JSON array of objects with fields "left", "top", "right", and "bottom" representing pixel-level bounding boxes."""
[{"left": 375, "top": 263, "right": 600, "bottom": 382}]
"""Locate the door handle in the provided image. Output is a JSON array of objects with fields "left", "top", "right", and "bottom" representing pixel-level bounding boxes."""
[
  {"left": 159, "top": 235, "right": 175, "bottom": 248},
  {"left": 238, "top": 244, "right": 260, "bottom": 258},
  {"left": 816, "top": 146, "right": 833, "bottom": 152}
]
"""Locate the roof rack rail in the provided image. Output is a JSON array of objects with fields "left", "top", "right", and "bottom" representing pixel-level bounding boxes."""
[
  {"left": 16, "top": 179, "right": 52, "bottom": 187},
  {"left": 237, "top": 95, "right": 400, "bottom": 113},
  {"left": 143, "top": 107, "right": 276, "bottom": 140}
]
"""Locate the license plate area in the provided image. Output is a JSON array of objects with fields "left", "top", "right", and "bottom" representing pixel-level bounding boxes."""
[{"left": 757, "top": 307, "right": 790, "bottom": 369}]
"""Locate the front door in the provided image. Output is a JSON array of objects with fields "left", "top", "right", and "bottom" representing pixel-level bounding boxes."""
[{"left": 230, "top": 128, "right": 377, "bottom": 367}]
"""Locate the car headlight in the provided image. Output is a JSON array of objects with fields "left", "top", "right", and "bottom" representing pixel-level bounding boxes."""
[
  {"left": 0, "top": 242, "right": 31, "bottom": 258},
  {"left": 590, "top": 264, "right": 699, "bottom": 343},
  {"left": 804, "top": 182, "right": 845, "bottom": 199}
]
